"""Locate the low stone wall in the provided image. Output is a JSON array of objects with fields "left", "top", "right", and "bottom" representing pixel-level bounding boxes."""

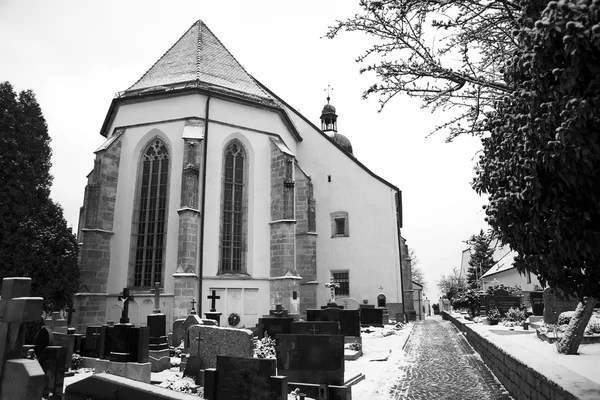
[{"left": 442, "top": 311, "right": 600, "bottom": 400}]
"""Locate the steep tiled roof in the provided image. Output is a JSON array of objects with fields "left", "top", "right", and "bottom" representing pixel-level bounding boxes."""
[{"left": 126, "top": 20, "right": 272, "bottom": 101}]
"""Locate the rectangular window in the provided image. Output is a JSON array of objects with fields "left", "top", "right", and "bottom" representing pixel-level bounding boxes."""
[
  {"left": 332, "top": 272, "right": 349, "bottom": 297},
  {"left": 334, "top": 218, "right": 346, "bottom": 236}
]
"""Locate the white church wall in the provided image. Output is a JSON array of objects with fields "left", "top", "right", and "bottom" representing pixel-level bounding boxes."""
[
  {"left": 106, "top": 93, "right": 206, "bottom": 133},
  {"left": 280, "top": 107, "right": 403, "bottom": 308}
]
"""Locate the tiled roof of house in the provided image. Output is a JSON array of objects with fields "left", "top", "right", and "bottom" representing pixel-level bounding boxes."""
[{"left": 126, "top": 20, "right": 272, "bottom": 101}]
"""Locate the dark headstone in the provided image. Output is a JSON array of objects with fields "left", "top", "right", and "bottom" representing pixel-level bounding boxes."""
[
  {"left": 530, "top": 292, "right": 544, "bottom": 316},
  {"left": 129, "top": 326, "right": 150, "bottom": 363},
  {"left": 204, "top": 311, "right": 222, "bottom": 326},
  {"left": 171, "top": 318, "right": 185, "bottom": 347},
  {"left": 360, "top": 308, "right": 384, "bottom": 327},
  {"left": 543, "top": 287, "right": 580, "bottom": 324},
  {"left": 82, "top": 326, "right": 101, "bottom": 358},
  {"left": 291, "top": 321, "right": 340, "bottom": 335},
  {"left": 269, "top": 304, "right": 289, "bottom": 317},
  {"left": 183, "top": 355, "right": 202, "bottom": 378},
  {"left": 377, "top": 293, "right": 386, "bottom": 308},
  {"left": 98, "top": 325, "right": 114, "bottom": 359},
  {"left": 487, "top": 296, "right": 521, "bottom": 317},
  {"left": 53, "top": 332, "right": 76, "bottom": 369},
  {"left": 214, "top": 356, "right": 282, "bottom": 400},
  {"left": 147, "top": 313, "right": 166, "bottom": 338},
  {"left": 35, "top": 327, "right": 53, "bottom": 363},
  {"left": 109, "top": 324, "right": 132, "bottom": 362},
  {"left": 275, "top": 334, "right": 344, "bottom": 385},
  {"left": 257, "top": 316, "right": 294, "bottom": 339},
  {"left": 339, "top": 310, "right": 361, "bottom": 337},
  {"left": 43, "top": 345, "right": 67, "bottom": 399}
]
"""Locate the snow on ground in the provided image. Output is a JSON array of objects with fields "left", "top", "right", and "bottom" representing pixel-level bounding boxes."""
[{"left": 345, "top": 324, "right": 412, "bottom": 399}]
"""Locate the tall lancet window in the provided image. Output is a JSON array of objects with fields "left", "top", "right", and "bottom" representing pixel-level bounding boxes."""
[
  {"left": 133, "top": 139, "right": 169, "bottom": 287},
  {"left": 220, "top": 141, "right": 247, "bottom": 273}
]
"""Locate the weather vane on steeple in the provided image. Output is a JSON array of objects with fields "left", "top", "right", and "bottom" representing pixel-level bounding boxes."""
[{"left": 324, "top": 85, "right": 334, "bottom": 103}]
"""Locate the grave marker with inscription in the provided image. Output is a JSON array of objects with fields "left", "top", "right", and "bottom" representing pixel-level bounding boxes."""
[{"left": 275, "top": 334, "right": 345, "bottom": 385}]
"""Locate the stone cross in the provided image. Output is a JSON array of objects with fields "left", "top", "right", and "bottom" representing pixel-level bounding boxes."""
[
  {"left": 207, "top": 290, "right": 220, "bottom": 312},
  {"left": 66, "top": 304, "right": 76, "bottom": 326},
  {"left": 0, "top": 277, "right": 45, "bottom": 397},
  {"left": 117, "top": 288, "right": 134, "bottom": 324},
  {"left": 326, "top": 277, "right": 337, "bottom": 303},
  {"left": 379, "top": 286, "right": 383, "bottom": 291},
  {"left": 151, "top": 281, "right": 161, "bottom": 314},
  {"left": 190, "top": 298, "right": 197, "bottom": 315}
]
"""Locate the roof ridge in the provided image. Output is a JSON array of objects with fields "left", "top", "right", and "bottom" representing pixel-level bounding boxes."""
[
  {"left": 196, "top": 19, "right": 202, "bottom": 81},
  {"left": 198, "top": 21, "right": 271, "bottom": 99},
  {"left": 127, "top": 20, "right": 200, "bottom": 92}
]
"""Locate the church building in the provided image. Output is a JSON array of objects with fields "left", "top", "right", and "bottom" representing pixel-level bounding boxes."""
[{"left": 75, "top": 20, "right": 407, "bottom": 331}]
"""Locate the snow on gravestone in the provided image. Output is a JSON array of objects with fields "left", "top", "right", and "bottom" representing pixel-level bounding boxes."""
[
  {"left": 543, "top": 287, "right": 579, "bottom": 325},
  {"left": 188, "top": 325, "right": 253, "bottom": 369}
]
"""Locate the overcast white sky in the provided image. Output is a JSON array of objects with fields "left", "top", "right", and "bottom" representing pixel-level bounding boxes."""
[{"left": 0, "top": 0, "right": 488, "bottom": 300}]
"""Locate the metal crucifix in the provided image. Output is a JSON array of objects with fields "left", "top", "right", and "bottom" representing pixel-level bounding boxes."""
[{"left": 118, "top": 287, "right": 134, "bottom": 324}]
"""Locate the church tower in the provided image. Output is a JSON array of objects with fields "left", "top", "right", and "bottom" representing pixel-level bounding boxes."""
[{"left": 320, "top": 95, "right": 353, "bottom": 155}]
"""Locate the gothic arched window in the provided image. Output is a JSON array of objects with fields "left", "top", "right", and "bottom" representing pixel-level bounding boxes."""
[
  {"left": 133, "top": 139, "right": 169, "bottom": 287},
  {"left": 220, "top": 141, "right": 247, "bottom": 273}
]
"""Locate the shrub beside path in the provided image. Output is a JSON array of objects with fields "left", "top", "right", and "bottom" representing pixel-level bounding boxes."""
[{"left": 390, "top": 315, "right": 512, "bottom": 400}]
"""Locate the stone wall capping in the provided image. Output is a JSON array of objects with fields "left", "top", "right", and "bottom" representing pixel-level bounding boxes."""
[
  {"left": 269, "top": 275, "right": 304, "bottom": 281},
  {"left": 269, "top": 219, "right": 297, "bottom": 225},
  {"left": 172, "top": 273, "right": 199, "bottom": 278},
  {"left": 81, "top": 228, "right": 115, "bottom": 235},
  {"left": 177, "top": 207, "right": 201, "bottom": 214}
]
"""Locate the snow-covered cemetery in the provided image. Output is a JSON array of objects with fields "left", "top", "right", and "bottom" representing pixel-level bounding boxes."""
[{"left": 1, "top": 1, "right": 599, "bottom": 399}]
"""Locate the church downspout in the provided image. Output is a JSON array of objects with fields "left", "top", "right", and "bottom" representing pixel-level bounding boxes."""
[
  {"left": 198, "top": 92, "right": 211, "bottom": 316},
  {"left": 395, "top": 190, "right": 407, "bottom": 322}
]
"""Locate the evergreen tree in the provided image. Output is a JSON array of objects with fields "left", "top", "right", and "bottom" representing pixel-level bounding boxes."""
[
  {"left": 473, "top": 1, "right": 600, "bottom": 354},
  {"left": 465, "top": 230, "right": 496, "bottom": 289},
  {"left": 0, "top": 81, "right": 79, "bottom": 313}
]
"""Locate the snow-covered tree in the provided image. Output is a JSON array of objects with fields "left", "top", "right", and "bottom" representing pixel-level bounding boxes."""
[{"left": 465, "top": 230, "right": 496, "bottom": 289}]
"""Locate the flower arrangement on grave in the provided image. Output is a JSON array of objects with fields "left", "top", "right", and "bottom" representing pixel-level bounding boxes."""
[
  {"left": 324, "top": 282, "right": 340, "bottom": 303},
  {"left": 228, "top": 312, "right": 241, "bottom": 326},
  {"left": 486, "top": 283, "right": 522, "bottom": 296},
  {"left": 486, "top": 308, "right": 501, "bottom": 325},
  {"left": 502, "top": 307, "right": 527, "bottom": 327},
  {"left": 253, "top": 334, "right": 276, "bottom": 359}
]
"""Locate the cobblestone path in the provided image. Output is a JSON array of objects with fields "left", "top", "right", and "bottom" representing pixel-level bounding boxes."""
[{"left": 391, "top": 316, "right": 513, "bottom": 400}]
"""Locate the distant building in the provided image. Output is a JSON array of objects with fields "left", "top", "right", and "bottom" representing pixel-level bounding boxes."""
[{"left": 75, "top": 20, "right": 407, "bottom": 331}]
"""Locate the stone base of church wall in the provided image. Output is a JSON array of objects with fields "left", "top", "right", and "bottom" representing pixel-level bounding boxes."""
[
  {"left": 79, "top": 229, "right": 113, "bottom": 293},
  {"left": 270, "top": 222, "right": 296, "bottom": 277},
  {"left": 299, "top": 281, "right": 318, "bottom": 318},
  {"left": 270, "top": 278, "right": 301, "bottom": 315},
  {"left": 73, "top": 293, "right": 107, "bottom": 333},
  {"left": 296, "top": 232, "right": 317, "bottom": 281},
  {"left": 173, "top": 273, "right": 198, "bottom": 323}
]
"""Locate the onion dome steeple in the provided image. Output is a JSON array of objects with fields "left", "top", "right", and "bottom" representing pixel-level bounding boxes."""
[{"left": 320, "top": 89, "right": 353, "bottom": 155}]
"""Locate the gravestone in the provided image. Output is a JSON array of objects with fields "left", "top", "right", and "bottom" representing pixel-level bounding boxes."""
[
  {"left": 205, "top": 290, "right": 222, "bottom": 326},
  {"left": 182, "top": 314, "right": 217, "bottom": 351},
  {"left": 291, "top": 321, "right": 340, "bottom": 335},
  {"left": 82, "top": 326, "right": 102, "bottom": 358},
  {"left": 360, "top": 307, "right": 384, "bottom": 327},
  {"left": 42, "top": 345, "right": 67, "bottom": 400},
  {"left": 171, "top": 318, "right": 186, "bottom": 346},
  {"left": 486, "top": 290, "right": 521, "bottom": 317},
  {"left": 188, "top": 325, "right": 253, "bottom": 369},
  {"left": 148, "top": 282, "right": 169, "bottom": 372},
  {"left": 109, "top": 324, "right": 132, "bottom": 362},
  {"left": 275, "top": 334, "right": 344, "bottom": 385},
  {"left": 307, "top": 308, "right": 361, "bottom": 337},
  {"left": 530, "top": 292, "right": 544, "bottom": 316},
  {"left": 257, "top": 315, "right": 294, "bottom": 340},
  {"left": 203, "top": 356, "right": 287, "bottom": 400},
  {"left": 543, "top": 287, "right": 579, "bottom": 324},
  {"left": 183, "top": 355, "right": 202, "bottom": 381},
  {"left": 129, "top": 326, "right": 150, "bottom": 363},
  {"left": 99, "top": 324, "right": 114, "bottom": 359},
  {"left": 0, "top": 277, "right": 45, "bottom": 400},
  {"left": 44, "top": 312, "right": 69, "bottom": 334}
]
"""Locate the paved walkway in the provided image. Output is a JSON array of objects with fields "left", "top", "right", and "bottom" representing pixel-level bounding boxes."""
[{"left": 390, "top": 316, "right": 513, "bottom": 400}]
